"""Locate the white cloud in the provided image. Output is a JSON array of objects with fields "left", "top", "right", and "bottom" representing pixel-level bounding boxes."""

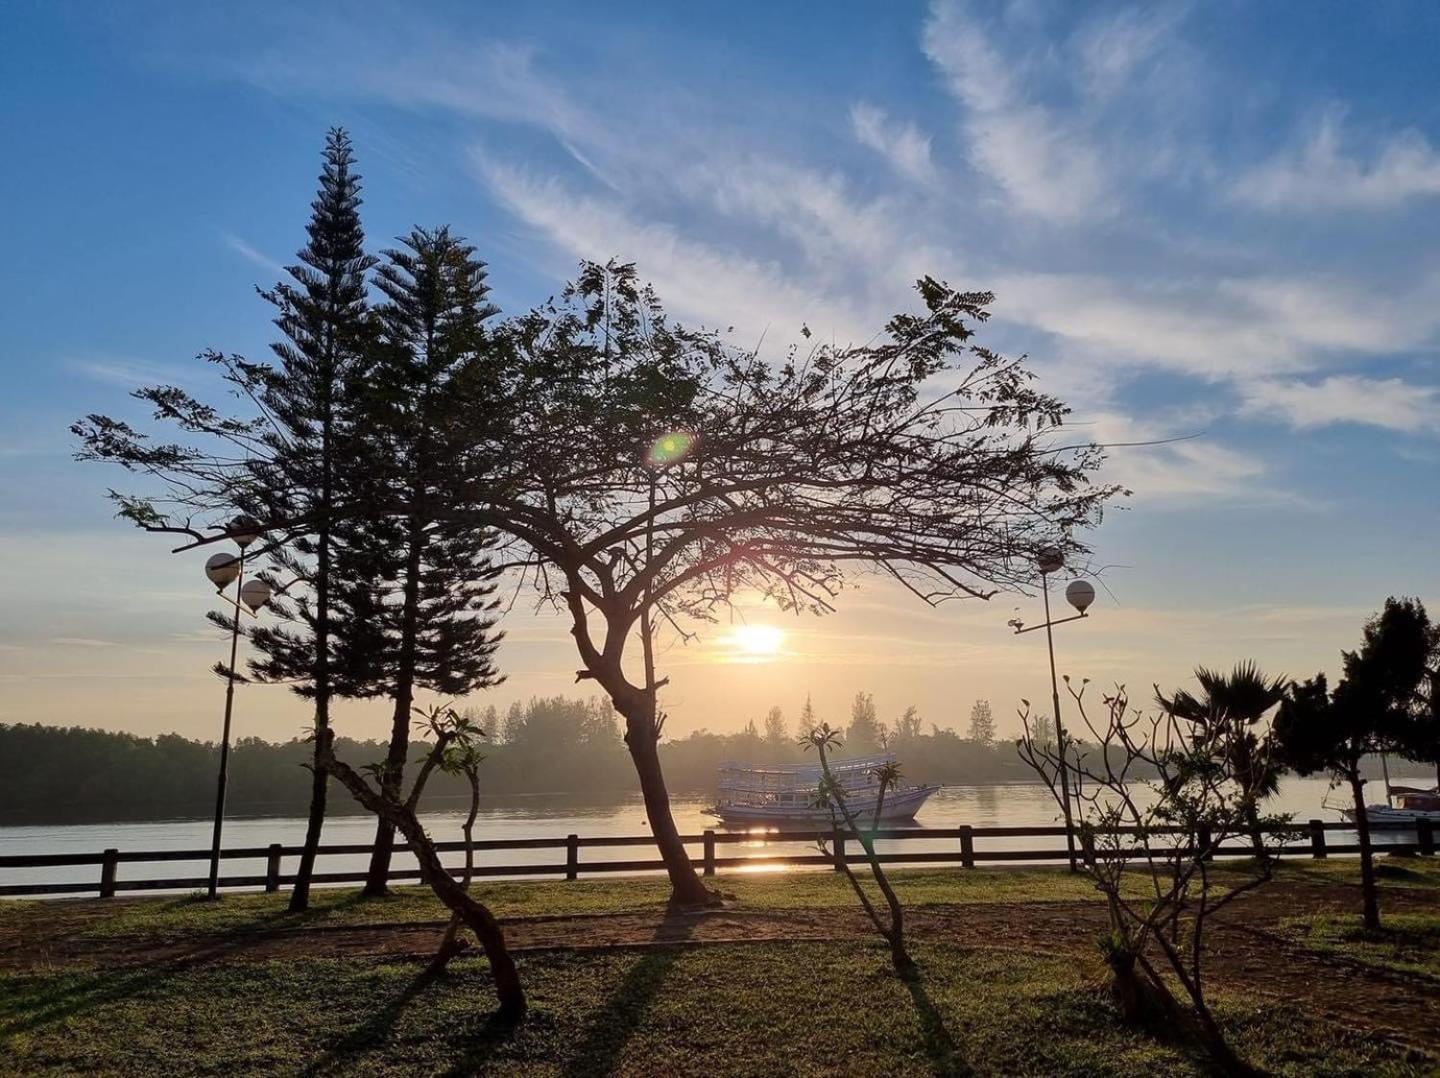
[
  {"left": 1234, "top": 113, "right": 1440, "bottom": 211},
  {"left": 1240, "top": 376, "right": 1440, "bottom": 434},
  {"left": 850, "top": 103, "right": 936, "bottom": 184},
  {"left": 922, "top": 0, "right": 1108, "bottom": 223},
  {"left": 1083, "top": 411, "right": 1267, "bottom": 500}
]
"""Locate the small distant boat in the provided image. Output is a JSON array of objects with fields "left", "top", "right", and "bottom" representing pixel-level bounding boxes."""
[{"left": 704, "top": 752, "right": 939, "bottom": 826}]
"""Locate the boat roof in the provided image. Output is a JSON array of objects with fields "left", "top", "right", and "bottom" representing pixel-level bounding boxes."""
[{"left": 718, "top": 752, "right": 897, "bottom": 776}]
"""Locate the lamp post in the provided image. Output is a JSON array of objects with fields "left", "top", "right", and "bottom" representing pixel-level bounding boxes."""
[
  {"left": 203, "top": 521, "right": 271, "bottom": 900},
  {"left": 1012, "top": 550, "right": 1095, "bottom": 871}
]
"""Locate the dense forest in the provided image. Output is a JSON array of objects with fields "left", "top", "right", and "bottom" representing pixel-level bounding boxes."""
[{"left": 0, "top": 694, "right": 1041, "bottom": 823}]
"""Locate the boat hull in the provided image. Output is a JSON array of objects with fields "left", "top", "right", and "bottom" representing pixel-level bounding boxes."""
[
  {"left": 1341, "top": 805, "right": 1440, "bottom": 826},
  {"left": 707, "top": 784, "right": 939, "bottom": 826}
]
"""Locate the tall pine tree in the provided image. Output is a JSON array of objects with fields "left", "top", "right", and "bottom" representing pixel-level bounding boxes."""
[
  {"left": 245, "top": 128, "right": 377, "bottom": 912},
  {"left": 330, "top": 227, "right": 507, "bottom": 895}
]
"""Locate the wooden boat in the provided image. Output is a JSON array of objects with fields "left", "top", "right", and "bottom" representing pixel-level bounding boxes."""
[{"left": 704, "top": 752, "right": 939, "bottom": 826}]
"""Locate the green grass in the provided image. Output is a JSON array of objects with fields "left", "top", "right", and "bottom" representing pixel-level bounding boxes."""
[
  {"left": 0, "top": 866, "right": 1123, "bottom": 944},
  {"left": 1, "top": 942, "right": 1426, "bottom": 1077},
  {"left": 5, "top": 856, "right": 1434, "bottom": 946},
  {"left": 1279, "top": 910, "right": 1440, "bottom": 984}
]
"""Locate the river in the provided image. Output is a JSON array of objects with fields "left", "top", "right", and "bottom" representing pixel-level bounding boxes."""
[{"left": 2, "top": 775, "right": 1422, "bottom": 897}]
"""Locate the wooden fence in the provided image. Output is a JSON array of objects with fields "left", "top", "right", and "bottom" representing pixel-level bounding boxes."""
[{"left": 1, "top": 818, "right": 1433, "bottom": 899}]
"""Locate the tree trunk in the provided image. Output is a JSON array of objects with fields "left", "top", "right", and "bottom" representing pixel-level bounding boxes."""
[
  {"left": 1348, "top": 770, "right": 1381, "bottom": 930},
  {"left": 363, "top": 498, "right": 426, "bottom": 897},
  {"left": 321, "top": 741, "right": 525, "bottom": 1021},
  {"left": 622, "top": 706, "right": 717, "bottom": 908}
]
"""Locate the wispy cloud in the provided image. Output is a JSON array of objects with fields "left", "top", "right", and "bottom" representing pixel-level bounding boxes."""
[
  {"left": 50, "top": 636, "right": 121, "bottom": 648},
  {"left": 1234, "top": 112, "right": 1440, "bottom": 211},
  {"left": 922, "top": 0, "right": 1108, "bottom": 223},
  {"left": 69, "top": 355, "right": 183, "bottom": 386},
  {"left": 220, "top": 231, "right": 285, "bottom": 276},
  {"left": 850, "top": 103, "right": 936, "bottom": 185},
  {"left": 1240, "top": 376, "right": 1440, "bottom": 434}
]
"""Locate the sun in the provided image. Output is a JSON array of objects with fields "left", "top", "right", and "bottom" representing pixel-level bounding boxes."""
[{"left": 727, "top": 624, "right": 786, "bottom": 661}]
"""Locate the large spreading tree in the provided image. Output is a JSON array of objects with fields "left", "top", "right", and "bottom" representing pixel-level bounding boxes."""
[{"left": 446, "top": 260, "right": 1120, "bottom": 906}]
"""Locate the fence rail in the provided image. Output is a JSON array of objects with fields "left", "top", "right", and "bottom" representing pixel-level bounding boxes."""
[{"left": 1, "top": 818, "right": 1433, "bottom": 899}]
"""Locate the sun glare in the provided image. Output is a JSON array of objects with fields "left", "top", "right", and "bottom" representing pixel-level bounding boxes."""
[{"left": 726, "top": 624, "right": 785, "bottom": 661}]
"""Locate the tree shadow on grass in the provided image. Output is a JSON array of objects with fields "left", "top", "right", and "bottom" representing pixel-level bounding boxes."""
[
  {"left": 0, "top": 966, "right": 171, "bottom": 1037},
  {"left": 550, "top": 909, "right": 702, "bottom": 1078},
  {"left": 304, "top": 963, "right": 449, "bottom": 1077},
  {"left": 901, "top": 966, "right": 971, "bottom": 1077}
]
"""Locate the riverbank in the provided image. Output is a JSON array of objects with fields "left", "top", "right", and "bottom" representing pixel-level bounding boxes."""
[{"left": 3, "top": 861, "right": 1437, "bottom": 1075}]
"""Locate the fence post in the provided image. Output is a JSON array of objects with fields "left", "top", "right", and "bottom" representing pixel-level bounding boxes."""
[
  {"left": 1417, "top": 819, "right": 1435, "bottom": 857},
  {"left": 833, "top": 832, "right": 846, "bottom": 873},
  {"left": 566, "top": 834, "right": 579, "bottom": 881},
  {"left": 1308, "top": 819, "right": 1327, "bottom": 859},
  {"left": 958, "top": 826, "right": 975, "bottom": 869},
  {"left": 99, "top": 848, "right": 119, "bottom": 899},
  {"left": 703, "top": 830, "right": 716, "bottom": 877},
  {"left": 1196, "top": 824, "right": 1213, "bottom": 862},
  {"left": 264, "top": 844, "right": 283, "bottom": 893}
]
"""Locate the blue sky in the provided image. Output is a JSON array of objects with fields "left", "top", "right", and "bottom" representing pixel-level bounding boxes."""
[{"left": 2, "top": 2, "right": 1438, "bottom": 742}]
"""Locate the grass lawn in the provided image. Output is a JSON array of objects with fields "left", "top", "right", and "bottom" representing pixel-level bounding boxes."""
[
  {"left": 1280, "top": 910, "right": 1440, "bottom": 984},
  {"left": 2, "top": 941, "right": 1428, "bottom": 1077},
  {"left": 3, "top": 858, "right": 1437, "bottom": 1075},
  {"left": 10, "top": 855, "right": 1432, "bottom": 945}
]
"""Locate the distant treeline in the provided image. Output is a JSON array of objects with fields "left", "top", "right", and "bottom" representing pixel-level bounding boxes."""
[{"left": 0, "top": 694, "right": 1049, "bottom": 823}]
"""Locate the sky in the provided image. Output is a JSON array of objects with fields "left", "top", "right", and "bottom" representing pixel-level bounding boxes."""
[{"left": 2, "top": 2, "right": 1438, "bottom": 747}]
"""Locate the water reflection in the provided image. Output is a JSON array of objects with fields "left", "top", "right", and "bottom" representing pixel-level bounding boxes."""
[{"left": 0, "top": 776, "right": 1420, "bottom": 894}]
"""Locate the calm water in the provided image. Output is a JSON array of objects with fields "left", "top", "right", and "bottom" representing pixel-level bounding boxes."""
[{"left": 0, "top": 775, "right": 1419, "bottom": 896}]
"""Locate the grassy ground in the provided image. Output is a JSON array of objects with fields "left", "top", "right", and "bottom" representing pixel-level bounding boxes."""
[
  {"left": 2, "top": 941, "right": 1427, "bottom": 1077},
  {"left": 10, "top": 856, "right": 1432, "bottom": 945},
  {"left": 1280, "top": 910, "right": 1440, "bottom": 984},
  {"left": 2, "top": 858, "right": 1437, "bottom": 1076}
]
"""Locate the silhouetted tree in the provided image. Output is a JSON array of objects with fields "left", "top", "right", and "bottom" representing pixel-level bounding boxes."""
[
  {"left": 802, "top": 723, "right": 915, "bottom": 975},
  {"left": 317, "top": 707, "right": 524, "bottom": 1020},
  {"left": 72, "top": 129, "right": 378, "bottom": 912},
  {"left": 847, "top": 692, "right": 881, "bottom": 754},
  {"left": 1020, "top": 683, "right": 1286, "bottom": 1075},
  {"left": 1275, "top": 598, "right": 1435, "bottom": 929},
  {"left": 763, "top": 706, "right": 788, "bottom": 749},
  {"left": 967, "top": 699, "right": 995, "bottom": 745},
  {"left": 343, "top": 227, "right": 507, "bottom": 896},
  {"left": 1157, "top": 662, "right": 1288, "bottom": 856}
]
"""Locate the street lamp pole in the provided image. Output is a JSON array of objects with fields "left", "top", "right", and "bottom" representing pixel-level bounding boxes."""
[
  {"left": 203, "top": 523, "right": 270, "bottom": 900},
  {"left": 1012, "top": 553, "right": 1095, "bottom": 872}
]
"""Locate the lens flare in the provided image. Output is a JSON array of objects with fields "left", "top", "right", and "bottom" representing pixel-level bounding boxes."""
[{"left": 646, "top": 430, "right": 695, "bottom": 466}]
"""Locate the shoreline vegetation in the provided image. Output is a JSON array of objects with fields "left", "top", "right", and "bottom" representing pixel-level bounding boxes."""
[{"left": 3, "top": 713, "right": 1426, "bottom": 827}]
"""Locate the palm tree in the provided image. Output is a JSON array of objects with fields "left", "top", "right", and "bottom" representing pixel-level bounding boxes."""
[{"left": 1157, "top": 662, "right": 1289, "bottom": 856}]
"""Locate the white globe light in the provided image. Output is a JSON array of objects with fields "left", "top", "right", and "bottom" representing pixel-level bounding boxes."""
[
  {"left": 230, "top": 516, "right": 260, "bottom": 549},
  {"left": 1066, "top": 580, "right": 1096, "bottom": 613},
  {"left": 1036, "top": 547, "right": 1064, "bottom": 574},
  {"left": 205, "top": 553, "right": 241, "bottom": 588},
  {"left": 239, "top": 579, "right": 272, "bottom": 613}
]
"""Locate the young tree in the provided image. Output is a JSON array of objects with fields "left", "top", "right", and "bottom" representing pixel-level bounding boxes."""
[
  {"left": 847, "top": 692, "right": 881, "bottom": 754},
  {"left": 1275, "top": 598, "right": 1435, "bottom": 929},
  {"left": 317, "top": 708, "right": 525, "bottom": 1021},
  {"left": 72, "top": 129, "right": 378, "bottom": 912},
  {"left": 1019, "top": 683, "right": 1287, "bottom": 1074},
  {"left": 893, "top": 705, "right": 923, "bottom": 745},
  {"left": 342, "top": 227, "right": 507, "bottom": 896},
  {"left": 801, "top": 723, "right": 915, "bottom": 975},
  {"left": 798, "top": 696, "right": 819, "bottom": 738},
  {"left": 763, "top": 706, "right": 788, "bottom": 748},
  {"left": 1156, "top": 662, "right": 1287, "bottom": 857},
  {"left": 967, "top": 699, "right": 995, "bottom": 745}
]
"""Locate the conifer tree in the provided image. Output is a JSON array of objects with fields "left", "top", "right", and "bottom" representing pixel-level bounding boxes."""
[
  {"left": 338, "top": 227, "right": 507, "bottom": 895},
  {"left": 243, "top": 128, "right": 378, "bottom": 911}
]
